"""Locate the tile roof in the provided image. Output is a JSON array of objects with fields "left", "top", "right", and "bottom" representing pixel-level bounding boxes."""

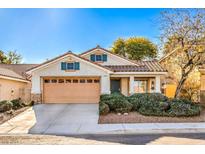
[
  {"left": 0, "top": 64, "right": 38, "bottom": 80},
  {"left": 104, "top": 61, "right": 167, "bottom": 72},
  {"left": 0, "top": 67, "right": 27, "bottom": 80},
  {"left": 135, "top": 60, "right": 167, "bottom": 72}
]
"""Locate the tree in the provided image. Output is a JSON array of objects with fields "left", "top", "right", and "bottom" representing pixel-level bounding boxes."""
[
  {"left": 0, "top": 50, "right": 22, "bottom": 64},
  {"left": 160, "top": 9, "right": 205, "bottom": 98},
  {"left": 6, "top": 51, "right": 22, "bottom": 64},
  {"left": 0, "top": 50, "right": 8, "bottom": 63},
  {"left": 111, "top": 37, "right": 157, "bottom": 60}
]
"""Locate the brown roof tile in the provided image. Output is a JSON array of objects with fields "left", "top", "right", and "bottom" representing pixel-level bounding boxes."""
[{"left": 104, "top": 61, "right": 167, "bottom": 72}]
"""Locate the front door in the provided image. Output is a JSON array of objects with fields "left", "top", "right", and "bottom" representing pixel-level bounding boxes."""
[{"left": 111, "top": 79, "right": 121, "bottom": 93}]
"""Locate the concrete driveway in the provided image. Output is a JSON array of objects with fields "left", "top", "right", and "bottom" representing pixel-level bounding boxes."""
[
  {"left": 1, "top": 104, "right": 205, "bottom": 135},
  {"left": 30, "top": 104, "right": 123, "bottom": 135}
]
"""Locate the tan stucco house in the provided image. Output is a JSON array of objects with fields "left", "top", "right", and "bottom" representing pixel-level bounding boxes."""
[
  {"left": 26, "top": 46, "right": 167, "bottom": 104},
  {"left": 0, "top": 64, "right": 37, "bottom": 102}
]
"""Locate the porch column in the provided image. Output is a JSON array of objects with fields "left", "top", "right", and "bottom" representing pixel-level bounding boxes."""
[
  {"left": 129, "top": 76, "right": 135, "bottom": 95},
  {"left": 155, "top": 75, "right": 161, "bottom": 93},
  {"left": 101, "top": 75, "right": 111, "bottom": 94}
]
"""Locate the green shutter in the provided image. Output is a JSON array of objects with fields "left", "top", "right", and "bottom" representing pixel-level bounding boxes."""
[
  {"left": 61, "top": 62, "right": 66, "bottom": 70},
  {"left": 74, "top": 62, "right": 80, "bottom": 70},
  {"left": 102, "top": 54, "right": 107, "bottom": 62},
  {"left": 90, "top": 54, "right": 95, "bottom": 62}
]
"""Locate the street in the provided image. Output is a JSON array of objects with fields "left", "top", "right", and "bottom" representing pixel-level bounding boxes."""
[{"left": 67, "top": 133, "right": 205, "bottom": 145}]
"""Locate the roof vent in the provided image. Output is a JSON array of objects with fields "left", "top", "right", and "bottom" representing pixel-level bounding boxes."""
[
  {"left": 67, "top": 50, "right": 72, "bottom": 53},
  {"left": 96, "top": 45, "right": 101, "bottom": 48}
]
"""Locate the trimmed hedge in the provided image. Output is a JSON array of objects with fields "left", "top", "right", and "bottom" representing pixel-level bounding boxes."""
[
  {"left": 0, "top": 100, "right": 13, "bottom": 112},
  {"left": 99, "top": 93, "right": 201, "bottom": 117}
]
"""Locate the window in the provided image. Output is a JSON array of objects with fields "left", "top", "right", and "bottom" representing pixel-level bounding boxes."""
[
  {"left": 80, "top": 79, "right": 86, "bottom": 83},
  {"left": 134, "top": 80, "right": 148, "bottom": 93},
  {"left": 87, "top": 79, "right": 93, "bottom": 83},
  {"left": 44, "top": 79, "right": 50, "bottom": 83},
  {"left": 51, "top": 79, "right": 57, "bottom": 83},
  {"left": 90, "top": 54, "right": 107, "bottom": 62},
  {"left": 67, "top": 63, "right": 74, "bottom": 70},
  {"left": 66, "top": 79, "right": 71, "bottom": 83},
  {"left": 73, "top": 79, "right": 78, "bottom": 83},
  {"left": 61, "top": 62, "right": 80, "bottom": 70},
  {"left": 94, "top": 79, "right": 100, "bottom": 83},
  {"left": 58, "top": 79, "right": 64, "bottom": 83},
  {"left": 96, "top": 55, "right": 102, "bottom": 61}
]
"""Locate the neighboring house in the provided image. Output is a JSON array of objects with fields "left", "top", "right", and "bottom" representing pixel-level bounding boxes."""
[
  {"left": 26, "top": 46, "right": 167, "bottom": 104},
  {"left": 159, "top": 52, "right": 178, "bottom": 98},
  {"left": 0, "top": 64, "right": 37, "bottom": 102},
  {"left": 199, "top": 65, "right": 205, "bottom": 103}
]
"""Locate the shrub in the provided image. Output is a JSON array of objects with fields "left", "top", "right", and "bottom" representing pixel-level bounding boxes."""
[
  {"left": 167, "top": 98, "right": 201, "bottom": 117},
  {"left": 11, "top": 98, "right": 24, "bottom": 110},
  {"left": 128, "top": 93, "right": 168, "bottom": 111},
  {"left": 0, "top": 100, "right": 13, "bottom": 112},
  {"left": 100, "top": 93, "right": 133, "bottom": 113},
  {"left": 99, "top": 102, "right": 110, "bottom": 115}
]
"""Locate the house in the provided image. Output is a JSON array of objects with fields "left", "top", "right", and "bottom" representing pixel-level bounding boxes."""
[
  {"left": 0, "top": 64, "right": 37, "bottom": 102},
  {"left": 199, "top": 65, "right": 205, "bottom": 103},
  {"left": 26, "top": 46, "right": 167, "bottom": 104}
]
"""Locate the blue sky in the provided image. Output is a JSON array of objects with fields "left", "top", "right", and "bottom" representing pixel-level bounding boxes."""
[{"left": 0, "top": 8, "right": 164, "bottom": 63}]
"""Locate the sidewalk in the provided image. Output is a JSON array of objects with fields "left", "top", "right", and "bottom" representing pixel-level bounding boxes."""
[{"left": 1, "top": 107, "right": 205, "bottom": 135}]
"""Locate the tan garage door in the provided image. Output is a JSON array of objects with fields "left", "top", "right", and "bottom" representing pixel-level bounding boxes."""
[{"left": 43, "top": 77, "right": 100, "bottom": 103}]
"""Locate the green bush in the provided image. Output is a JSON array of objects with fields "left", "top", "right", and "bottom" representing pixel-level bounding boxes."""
[
  {"left": 99, "top": 92, "right": 201, "bottom": 117},
  {"left": 167, "top": 98, "right": 201, "bottom": 117},
  {"left": 11, "top": 98, "right": 24, "bottom": 110},
  {"left": 127, "top": 93, "right": 200, "bottom": 117},
  {"left": 0, "top": 100, "right": 13, "bottom": 112},
  {"left": 100, "top": 93, "right": 133, "bottom": 113},
  {"left": 99, "top": 102, "right": 110, "bottom": 115},
  {"left": 128, "top": 93, "right": 168, "bottom": 111}
]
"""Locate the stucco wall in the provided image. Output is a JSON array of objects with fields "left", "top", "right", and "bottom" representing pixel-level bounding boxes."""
[
  {"left": 121, "top": 77, "right": 129, "bottom": 96},
  {"left": 82, "top": 49, "right": 135, "bottom": 66},
  {"left": 31, "top": 54, "right": 111, "bottom": 95},
  {"left": 0, "top": 78, "right": 31, "bottom": 102}
]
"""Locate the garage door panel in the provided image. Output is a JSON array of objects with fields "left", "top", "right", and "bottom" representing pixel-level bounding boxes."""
[{"left": 43, "top": 78, "right": 100, "bottom": 103}]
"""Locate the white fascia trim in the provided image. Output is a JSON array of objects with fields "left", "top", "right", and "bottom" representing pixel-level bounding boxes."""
[
  {"left": 80, "top": 48, "right": 139, "bottom": 66},
  {"left": 112, "top": 72, "right": 168, "bottom": 75},
  {"left": 0, "top": 75, "right": 30, "bottom": 83},
  {"left": 27, "top": 53, "right": 112, "bottom": 74}
]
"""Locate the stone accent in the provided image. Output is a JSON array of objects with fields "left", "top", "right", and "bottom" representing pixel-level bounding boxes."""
[
  {"left": 31, "top": 93, "right": 42, "bottom": 104},
  {"left": 200, "top": 90, "right": 205, "bottom": 103}
]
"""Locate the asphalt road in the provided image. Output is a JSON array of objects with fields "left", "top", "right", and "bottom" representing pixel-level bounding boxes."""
[{"left": 67, "top": 133, "right": 205, "bottom": 145}]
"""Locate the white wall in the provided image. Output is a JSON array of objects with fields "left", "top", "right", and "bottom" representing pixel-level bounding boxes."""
[
  {"left": 82, "top": 49, "right": 135, "bottom": 66},
  {"left": 31, "top": 54, "right": 110, "bottom": 94}
]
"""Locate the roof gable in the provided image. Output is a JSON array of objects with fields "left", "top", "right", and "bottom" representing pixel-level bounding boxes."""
[
  {"left": 26, "top": 51, "right": 112, "bottom": 73},
  {"left": 80, "top": 46, "right": 139, "bottom": 66}
]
